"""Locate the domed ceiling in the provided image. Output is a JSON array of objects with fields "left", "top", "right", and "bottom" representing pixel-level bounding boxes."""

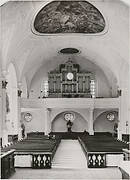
[{"left": 34, "top": 1, "right": 105, "bottom": 34}]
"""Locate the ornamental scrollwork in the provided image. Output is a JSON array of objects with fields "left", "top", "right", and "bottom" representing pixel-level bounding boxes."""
[
  {"left": 18, "top": 90, "right": 22, "bottom": 97},
  {"left": 2, "top": 80, "right": 8, "bottom": 89}
]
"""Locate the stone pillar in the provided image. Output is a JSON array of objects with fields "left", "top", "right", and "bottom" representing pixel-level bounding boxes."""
[
  {"left": 1, "top": 70, "right": 8, "bottom": 146},
  {"left": 0, "top": 75, "right": 2, "bottom": 140},
  {"left": 48, "top": 108, "right": 52, "bottom": 133},
  {"left": 89, "top": 108, "right": 94, "bottom": 135},
  {"left": 17, "top": 82, "right": 22, "bottom": 140},
  {"left": 118, "top": 103, "right": 122, "bottom": 140},
  {"left": 44, "top": 108, "right": 51, "bottom": 135}
]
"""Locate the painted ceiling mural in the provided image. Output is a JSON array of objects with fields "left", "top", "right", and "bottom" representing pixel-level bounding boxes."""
[{"left": 34, "top": 1, "right": 106, "bottom": 34}]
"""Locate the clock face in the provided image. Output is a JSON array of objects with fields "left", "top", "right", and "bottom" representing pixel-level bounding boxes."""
[
  {"left": 66, "top": 72, "right": 74, "bottom": 80},
  {"left": 64, "top": 113, "right": 75, "bottom": 121},
  {"left": 24, "top": 113, "right": 32, "bottom": 122},
  {"left": 106, "top": 113, "right": 115, "bottom": 121}
]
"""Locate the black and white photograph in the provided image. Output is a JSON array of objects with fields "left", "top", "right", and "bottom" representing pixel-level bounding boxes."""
[{"left": 0, "top": 0, "right": 130, "bottom": 179}]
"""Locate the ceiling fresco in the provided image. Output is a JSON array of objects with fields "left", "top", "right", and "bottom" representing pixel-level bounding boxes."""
[{"left": 34, "top": 1, "right": 106, "bottom": 34}]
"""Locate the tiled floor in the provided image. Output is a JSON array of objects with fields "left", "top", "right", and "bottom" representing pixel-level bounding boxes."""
[{"left": 10, "top": 167, "right": 122, "bottom": 179}]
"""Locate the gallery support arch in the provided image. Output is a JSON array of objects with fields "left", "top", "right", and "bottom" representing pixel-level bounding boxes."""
[{"left": 51, "top": 111, "right": 89, "bottom": 132}]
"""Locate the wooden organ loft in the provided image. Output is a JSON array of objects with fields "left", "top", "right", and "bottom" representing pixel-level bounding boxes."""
[{"left": 48, "top": 60, "right": 95, "bottom": 98}]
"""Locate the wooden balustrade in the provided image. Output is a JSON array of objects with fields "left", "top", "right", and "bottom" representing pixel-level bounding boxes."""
[
  {"left": 78, "top": 137, "right": 106, "bottom": 168},
  {"left": 87, "top": 153, "right": 106, "bottom": 168},
  {"left": 1, "top": 149, "right": 15, "bottom": 179},
  {"left": 123, "top": 149, "right": 130, "bottom": 161},
  {"left": 32, "top": 153, "right": 52, "bottom": 169},
  {"left": 14, "top": 138, "right": 61, "bottom": 169}
]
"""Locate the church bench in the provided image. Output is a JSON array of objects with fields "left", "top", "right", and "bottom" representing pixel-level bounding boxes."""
[
  {"left": 1, "top": 135, "right": 61, "bottom": 169},
  {"left": 78, "top": 135, "right": 128, "bottom": 168},
  {"left": 1, "top": 149, "right": 15, "bottom": 179}
]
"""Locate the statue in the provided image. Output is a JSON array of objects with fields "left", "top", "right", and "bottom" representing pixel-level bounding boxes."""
[
  {"left": 21, "top": 123, "right": 25, "bottom": 138},
  {"left": 6, "top": 93, "right": 10, "bottom": 113},
  {"left": 66, "top": 120, "right": 73, "bottom": 132}
]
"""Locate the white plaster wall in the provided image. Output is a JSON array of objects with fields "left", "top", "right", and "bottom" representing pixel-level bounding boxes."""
[
  {"left": 21, "top": 110, "right": 45, "bottom": 133},
  {"left": 51, "top": 111, "right": 88, "bottom": 132},
  {"left": 94, "top": 111, "right": 118, "bottom": 133},
  {"left": 21, "top": 76, "right": 27, "bottom": 98},
  {"left": 50, "top": 108, "right": 90, "bottom": 123},
  {"left": 0, "top": 75, "right": 2, "bottom": 138}
]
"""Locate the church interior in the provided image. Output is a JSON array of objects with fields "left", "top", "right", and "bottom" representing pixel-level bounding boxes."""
[{"left": 0, "top": 0, "right": 130, "bottom": 179}]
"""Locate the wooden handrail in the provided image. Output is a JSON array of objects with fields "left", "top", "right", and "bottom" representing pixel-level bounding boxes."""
[
  {"left": 0, "top": 149, "right": 15, "bottom": 158},
  {"left": 123, "top": 149, "right": 130, "bottom": 153}
]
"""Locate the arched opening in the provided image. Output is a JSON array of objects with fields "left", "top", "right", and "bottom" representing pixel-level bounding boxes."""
[
  {"left": 94, "top": 111, "right": 118, "bottom": 133},
  {"left": 6, "top": 63, "right": 18, "bottom": 135},
  {"left": 51, "top": 111, "right": 88, "bottom": 132}
]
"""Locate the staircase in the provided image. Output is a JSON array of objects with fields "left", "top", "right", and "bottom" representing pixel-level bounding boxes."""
[{"left": 52, "top": 140, "right": 87, "bottom": 169}]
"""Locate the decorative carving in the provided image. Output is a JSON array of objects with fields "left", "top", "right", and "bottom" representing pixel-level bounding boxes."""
[
  {"left": 32, "top": 154, "right": 51, "bottom": 169},
  {"left": 18, "top": 90, "right": 22, "bottom": 97},
  {"left": 34, "top": 1, "right": 105, "bottom": 34},
  {"left": 106, "top": 112, "right": 115, "bottom": 121},
  {"left": 88, "top": 153, "right": 106, "bottom": 168},
  {"left": 48, "top": 60, "right": 93, "bottom": 98},
  {"left": 24, "top": 113, "right": 32, "bottom": 122},
  {"left": 64, "top": 112, "right": 75, "bottom": 122},
  {"left": 2, "top": 80, "right": 8, "bottom": 89}
]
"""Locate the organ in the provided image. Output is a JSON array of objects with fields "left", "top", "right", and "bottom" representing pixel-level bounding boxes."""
[{"left": 48, "top": 60, "right": 95, "bottom": 98}]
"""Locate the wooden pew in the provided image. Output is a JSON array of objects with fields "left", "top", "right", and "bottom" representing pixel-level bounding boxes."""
[{"left": 1, "top": 149, "right": 15, "bottom": 179}]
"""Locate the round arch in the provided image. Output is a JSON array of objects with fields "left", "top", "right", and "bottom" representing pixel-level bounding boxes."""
[
  {"left": 94, "top": 110, "right": 118, "bottom": 133},
  {"left": 51, "top": 111, "right": 88, "bottom": 132}
]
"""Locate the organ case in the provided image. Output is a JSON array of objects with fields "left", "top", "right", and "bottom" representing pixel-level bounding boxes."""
[{"left": 48, "top": 61, "right": 94, "bottom": 98}]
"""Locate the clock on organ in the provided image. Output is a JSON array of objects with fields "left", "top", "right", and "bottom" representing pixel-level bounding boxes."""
[{"left": 66, "top": 72, "right": 74, "bottom": 80}]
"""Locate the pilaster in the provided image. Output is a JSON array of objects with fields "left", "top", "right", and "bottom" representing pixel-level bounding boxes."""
[
  {"left": 44, "top": 108, "right": 51, "bottom": 135},
  {"left": 1, "top": 70, "right": 8, "bottom": 146},
  {"left": 89, "top": 108, "right": 94, "bottom": 135},
  {"left": 17, "top": 82, "right": 22, "bottom": 140}
]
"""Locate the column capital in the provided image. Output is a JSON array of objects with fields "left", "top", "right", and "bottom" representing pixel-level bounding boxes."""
[
  {"left": 17, "top": 82, "right": 22, "bottom": 97},
  {"left": 2, "top": 80, "right": 8, "bottom": 89},
  {"left": 18, "top": 89, "right": 22, "bottom": 97}
]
